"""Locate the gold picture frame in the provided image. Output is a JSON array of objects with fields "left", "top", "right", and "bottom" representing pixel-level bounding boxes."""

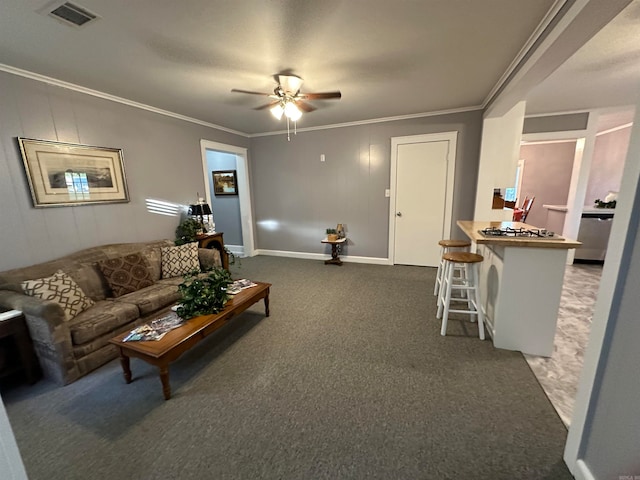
[{"left": 18, "top": 138, "right": 130, "bottom": 207}]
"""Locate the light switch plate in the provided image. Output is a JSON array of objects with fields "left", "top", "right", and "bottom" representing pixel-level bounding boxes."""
[{"left": 385, "top": 189, "right": 391, "bottom": 197}]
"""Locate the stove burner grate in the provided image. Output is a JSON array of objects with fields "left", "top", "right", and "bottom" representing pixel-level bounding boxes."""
[{"left": 478, "top": 227, "right": 560, "bottom": 239}]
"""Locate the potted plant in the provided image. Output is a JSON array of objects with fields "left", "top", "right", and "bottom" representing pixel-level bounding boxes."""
[
  {"left": 326, "top": 228, "right": 339, "bottom": 242},
  {"left": 176, "top": 268, "right": 233, "bottom": 320},
  {"left": 175, "top": 218, "right": 202, "bottom": 245}
]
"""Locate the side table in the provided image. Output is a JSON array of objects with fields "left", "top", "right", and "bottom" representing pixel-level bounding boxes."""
[
  {"left": 196, "top": 232, "right": 229, "bottom": 270},
  {"left": 321, "top": 237, "right": 347, "bottom": 266},
  {"left": 0, "top": 310, "right": 41, "bottom": 385}
]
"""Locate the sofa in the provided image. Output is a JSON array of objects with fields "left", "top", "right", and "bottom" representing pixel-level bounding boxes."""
[{"left": 0, "top": 239, "right": 223, "bottom": 385}]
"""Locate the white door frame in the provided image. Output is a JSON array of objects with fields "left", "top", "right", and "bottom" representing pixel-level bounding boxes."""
[
  {"left": 200, "top": 139, "right": 256, "bottom": 257},
  {"left": 388, "top": 132, "right": 457, "bottom": 265}
]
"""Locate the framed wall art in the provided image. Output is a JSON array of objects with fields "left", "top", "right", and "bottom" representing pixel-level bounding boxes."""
[
  {"left": 17, "top": 138, "right": 130, "bottom": 207},
  {"left": 212, "top": 170, "right": 238, "bottom": 196}
]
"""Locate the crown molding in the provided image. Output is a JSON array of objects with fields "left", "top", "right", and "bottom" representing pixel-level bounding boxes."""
[
  {"left": 248, "top": 105, "right": 484, "bottom": 138},
  {"left": 596, "top": 122, "right": 633, "bottom": 137},
  {"left": 0, "top": 63, "right": 249, "bottom": 137},
  {"left": 482, "top": 0, "right": 571, "bottom": 110},
  {"left": 0, "top": 63, "right": 483, "bottom": 139}
]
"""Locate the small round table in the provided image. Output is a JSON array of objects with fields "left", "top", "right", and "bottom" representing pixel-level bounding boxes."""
[{"left": 321, "top": 237, "right": 347, "bottom": 265}]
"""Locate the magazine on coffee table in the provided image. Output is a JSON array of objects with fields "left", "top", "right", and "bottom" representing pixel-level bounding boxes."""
[
  {"left": 226, "top": 279, "right": 258, "bottom": 295},
  {"left": 123, "top": 313, "right": 185, "bottom": 342}
]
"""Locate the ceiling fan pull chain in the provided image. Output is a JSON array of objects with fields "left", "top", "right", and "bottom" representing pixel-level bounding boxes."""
[{"left": 287, "top": 116, "right": 291, "bottom": 141}]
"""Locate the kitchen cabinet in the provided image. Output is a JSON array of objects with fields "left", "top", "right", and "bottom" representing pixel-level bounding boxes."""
[{"left": 459, "top": 221, "right": 581, "bottom": 357}]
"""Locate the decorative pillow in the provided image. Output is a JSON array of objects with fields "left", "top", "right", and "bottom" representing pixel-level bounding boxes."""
[
  {"left": 22, "top": 270, "right": 95, "bottom": 321},
  {"left": 98, "top": 253, "right": 154, "bottom": 297},
  {"left": 161, "top": 242, "right": 200, "bottom": 278}
]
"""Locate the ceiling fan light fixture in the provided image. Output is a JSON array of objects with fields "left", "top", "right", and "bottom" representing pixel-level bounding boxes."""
[
  {"left": 278, "top": 74, "right": 303, "bottom": 95},
  {"left": 284, "top": 101, "right": 302, "bottom": 121},
  {"left": 270, "top": 103, "right": 284, "bottom": 120}
]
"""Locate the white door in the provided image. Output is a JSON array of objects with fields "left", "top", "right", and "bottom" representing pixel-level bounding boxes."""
[{"left": 392, "top": 135, "right": 455, "bottom": 266}]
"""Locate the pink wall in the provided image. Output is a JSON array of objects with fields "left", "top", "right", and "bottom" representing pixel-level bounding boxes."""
[
  {"left": 518, "top": 141, "right": 576, "bottom": 228},
  {"left": 585, "top": 126, "right": 631, "bottom": 206}
]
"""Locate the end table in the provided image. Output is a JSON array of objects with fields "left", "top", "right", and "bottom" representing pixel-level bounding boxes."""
[
  {"left": 0, "top": 309, "right": 41, "bottom": 385},
  {"left": 321, "top": 237, "right": 347, "bottom": 266}
]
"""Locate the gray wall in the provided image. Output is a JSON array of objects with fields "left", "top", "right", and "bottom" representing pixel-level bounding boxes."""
[
  {"left": 0, "top": 71, "right": 248, "bottom": 271},
  {"left": 585, "top": 126, "right": 631, "bottom": 206},
  {"left": 249, "top": 110, "right": 483, "bottom": 259},
  {"left": 206, "top": 150, "right": 242, "bottom": 245},
  {"left": 518, "top": 141, "right": 576, "bottom": 227}
]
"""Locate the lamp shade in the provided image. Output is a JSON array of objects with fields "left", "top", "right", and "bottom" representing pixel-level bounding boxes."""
[
  {"left": 270, "top": 104, "right": 284, "bottom": 120},
  {"left": 189, "top": 203, "right": 212, "bottom": 216},
  {"left": 284, "top": 101, "right": 302, "bottom": 121}
]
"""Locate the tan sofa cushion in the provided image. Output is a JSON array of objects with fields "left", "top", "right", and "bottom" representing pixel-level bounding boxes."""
[
  {"left": 65, "top": 263, "right": 112, "bottom": 301},
  {"left": 69, "top": 300, "right": 139, "bottom": 345},
  {"left": 112, "top": 284, "right": 181, "bottom": 315}
]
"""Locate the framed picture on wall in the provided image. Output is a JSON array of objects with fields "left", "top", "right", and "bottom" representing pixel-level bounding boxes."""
[
  {"left": 212, "top": 170, "right": 238, "bottom": 196},
  {"left": 17, "top": 138, "right": 129, "bottom": 208}
]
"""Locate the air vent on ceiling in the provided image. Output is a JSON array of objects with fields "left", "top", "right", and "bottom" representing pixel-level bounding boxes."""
[{"left": 48, "top": 2, "right": 98, "bottom": 27}]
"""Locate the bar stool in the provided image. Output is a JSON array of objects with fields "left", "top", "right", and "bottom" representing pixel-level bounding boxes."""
[
  {"left": 436, "top": 251, "right": 485, "bottom": 340},
  {"left": 433, "top": 239, "right": 471, "bottom": 297}
]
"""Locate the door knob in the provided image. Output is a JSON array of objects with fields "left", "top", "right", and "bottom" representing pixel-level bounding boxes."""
[{"left": 396, "top": 212, "right": 402, "bottom": 217}]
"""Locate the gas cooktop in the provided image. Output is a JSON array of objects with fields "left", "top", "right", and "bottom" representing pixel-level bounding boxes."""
[{"left": 478, "top": 227, "right": 564, "bottom": 240}]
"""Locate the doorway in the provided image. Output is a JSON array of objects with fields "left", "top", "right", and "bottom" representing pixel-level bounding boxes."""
[
  {"left": 388, "top": 132, "right": 457, "bottom": 266},
  {"left": 199, "top": 140, "right": 255, "bottom": 257}
]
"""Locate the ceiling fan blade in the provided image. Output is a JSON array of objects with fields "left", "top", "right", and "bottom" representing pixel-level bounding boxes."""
[
  {"left": 299, "top": 91, "right": 342, "bottom": 100},
  {"left": 254, "top": 101, "right": 281, "bottom": 111},
  {"left": 295, "top": 100, "right": 317, "bottom": 113},
  {"left": 231, "top": 88, "right": 272, "bottom": 96}
]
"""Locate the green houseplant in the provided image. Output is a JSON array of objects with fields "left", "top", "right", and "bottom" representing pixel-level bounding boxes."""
[
  {"left": 175, "top": 218, "right": 202, "bottom": 245},
  {"left": 326, "top": 228, "right": 338, "bottom": 242},
  {"left": 176, "top": 268, "right": 232, "bottom": 319}
]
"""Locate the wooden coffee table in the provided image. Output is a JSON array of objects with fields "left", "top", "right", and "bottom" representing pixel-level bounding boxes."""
[{"left": 109, "top": 281, "right": 271, "bottom": 400}]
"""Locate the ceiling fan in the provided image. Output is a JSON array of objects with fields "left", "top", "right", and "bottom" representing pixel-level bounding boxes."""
[{"left": 231, "top": 73, "right": 341, "bottom": 124}]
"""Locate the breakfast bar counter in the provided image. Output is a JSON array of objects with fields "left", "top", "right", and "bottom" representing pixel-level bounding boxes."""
[{"left": 457, "top": 220, "right": 581, "bottom": 357}]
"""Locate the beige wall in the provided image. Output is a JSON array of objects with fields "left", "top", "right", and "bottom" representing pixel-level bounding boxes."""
[
  {"left": 585, "top": 126, "right": 631, "bottom": 206},
  {"left": 518, "top": 141, "right": 577, "bottom": 228}
]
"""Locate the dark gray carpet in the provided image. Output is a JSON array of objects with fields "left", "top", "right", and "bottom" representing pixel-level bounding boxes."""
[{"left": 2, "top": 256, "right": 572, "bottom": 480}]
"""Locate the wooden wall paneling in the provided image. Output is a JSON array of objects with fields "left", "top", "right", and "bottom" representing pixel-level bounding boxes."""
[{"left": 46, "top": 85, "right": 80, "bottom": 144}]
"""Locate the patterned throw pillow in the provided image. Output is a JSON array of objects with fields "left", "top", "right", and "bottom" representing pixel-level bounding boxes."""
[
  {"left": 98, "top": 253, "right": 154, "bottom": 297},
  {"left": 161, "top": 242, "right": 200, "bottom": 278},
  {"left": 22, "top": 270, "right": 95, "bottom": 321}
]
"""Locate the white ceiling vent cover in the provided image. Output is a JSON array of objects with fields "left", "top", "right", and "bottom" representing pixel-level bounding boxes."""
[{"left": 47, "top": 2, "right": 98, "bottom": 27}]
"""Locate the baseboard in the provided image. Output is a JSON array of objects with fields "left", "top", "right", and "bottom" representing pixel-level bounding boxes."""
[
  {"left": 574, "top": 459, "right": 596, "bottom": 480},
  {"left": 254, "top": 249, "right": 392, "bottom": 265},
  {"left": 225, "top": 244, "right": 244, "bottom": 256}
]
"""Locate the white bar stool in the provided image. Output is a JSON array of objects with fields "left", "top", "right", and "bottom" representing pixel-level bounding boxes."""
[
  {"left": 436, "top": 251, "right": 485, "bottom": 340},
  {"left": 433, "top": 239, "right": 471, "bottom": 297}
]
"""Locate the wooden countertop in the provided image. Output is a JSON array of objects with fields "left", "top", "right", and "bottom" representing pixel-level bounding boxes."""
[{"left": 457, "top": 221, "right": 581, "bottom": 249}]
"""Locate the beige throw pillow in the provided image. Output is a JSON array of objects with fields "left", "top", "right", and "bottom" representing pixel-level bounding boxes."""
[
  {"left": 22, "top": 270, "right": 95, "bottom": 321},
  {"left": 161, "top": 242, "right": 200, "bottom": 278}
]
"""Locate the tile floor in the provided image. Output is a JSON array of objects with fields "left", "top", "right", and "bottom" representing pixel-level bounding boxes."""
[{"left": 524, "top": 263, "right": 603, "bottom": 426}]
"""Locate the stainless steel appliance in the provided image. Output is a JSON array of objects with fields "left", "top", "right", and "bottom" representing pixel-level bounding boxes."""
[{"left": 575, "top": 211, "right": 614, "bottom": 262}]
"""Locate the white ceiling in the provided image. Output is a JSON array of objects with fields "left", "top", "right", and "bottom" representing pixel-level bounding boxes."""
[
  {"left": 0, "top": 0, "right": 637, "bottom": 135},
  {"left": 526, "top": 0, "right": 640, "bottom": 130}
]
